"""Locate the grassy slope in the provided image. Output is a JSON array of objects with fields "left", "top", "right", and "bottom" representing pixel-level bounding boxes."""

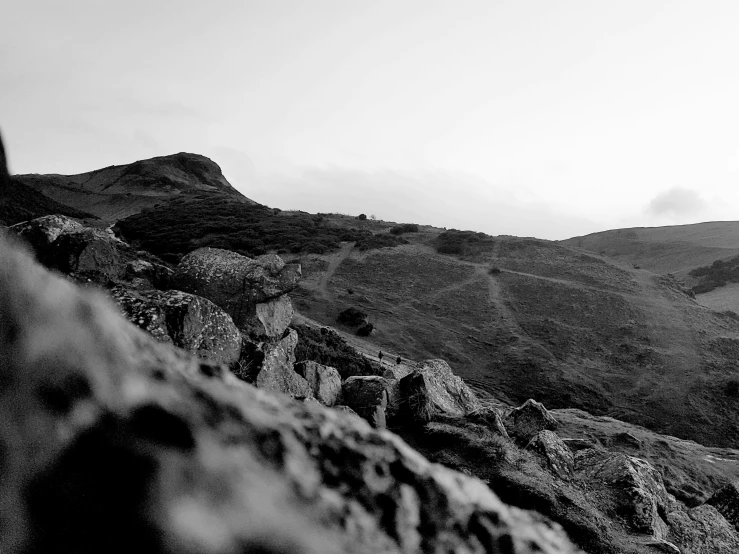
[{"left": 292, "top": 221, "right": 739, "bottom": 448}]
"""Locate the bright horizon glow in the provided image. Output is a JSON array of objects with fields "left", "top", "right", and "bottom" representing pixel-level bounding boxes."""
[{"left": 3, "top": 0, "right": 739, "bottom": 240}]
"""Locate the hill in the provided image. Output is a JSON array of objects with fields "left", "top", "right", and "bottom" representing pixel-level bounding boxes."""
[
  {"left": 13, "top": 152, "right": 254, "bottom": 222},
  {"left": 291, "top": 222, "right": 739, "bottom": 448},
  {"left": 561, "top": 221, "right": 739, "bottom": 279}
]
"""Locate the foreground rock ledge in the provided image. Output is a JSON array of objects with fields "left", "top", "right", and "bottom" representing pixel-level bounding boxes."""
[{"left": 0, "top": 237, "right": 580, "bottom": 554}]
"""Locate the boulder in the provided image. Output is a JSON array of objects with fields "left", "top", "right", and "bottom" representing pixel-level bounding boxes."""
[
  {"left": 242, "top": 294, "right": 294, "bottom": 339},
  {"left": 10, "top": 214, "right": 84, "bottom": 256},
  {"left": 296, "top": 361, "right": 342, "bottom": 406},
  {"left": 575, "top": 448, "right": 673, "bottom": 539},
  {"left": 398, "top": 359, "right": 481, "bottom": 423},
  {"left": 505, "top": 399, "right": 558, "bottom": 444},
  {"left": 531, "top": 431, "right": 574, "bottom": 480},
  {"left": 466, "top": 407, "right": 510, "bottom": 438},
  {"left": 255, "top": 329, "right": 313, "bottom": 398},
  {"left": 383, "top": 365, "right": 412, "bottom": 381},
  {"left": 341, "top": 376, "right": 394, "bottom": 429},
  {"left": 707, "top": 481, "right": 739, "bottom": 531},
  {"left": 0, "top": 233, "right": 581, "bottom": 554},
  {"left": 666, "top": 504, "right": 739, "bottom": 553},
  {"left": 171, "top": 247, "right": 301, "bottom": 328},
  {"left": 112, "top": 287, "right": 242, "bottom": 366},
  {"left": 124, "top": 259, "right": 173, "bottom": 290}
]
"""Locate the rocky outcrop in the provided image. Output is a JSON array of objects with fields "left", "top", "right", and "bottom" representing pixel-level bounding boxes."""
[
  {"left": 112, "top": 287, "right": 241, "bottom": 366},
  {"left": 171, "top": 247, "right": 301, "bottom": 330},
  {"left": 10, "top": 214, "right": 84, "bottom": 254},
  {"left": 398, "top": 359, "right": 482, "bottom": 423},
  {"left": 341, "top": 376, "right": 394, "bottom": 429},
  {"left": 575, "top": 448, "right": 673, "bottom": 539},
  {"left": 254, "top": 329, "right": 313, "bottom": 398},
  {"left": 531, "top": 431, "right": 574, "bottom": 480},
  {"left": 0, "top": 234, "right": 581, "bottom": 554},
  {"left": 666, "top": 504, "right": 739, "bottom": 553},
  {"left": 505, "top": 399, "right": 558, "bottom": 444},
  {"left": 296, "top": 361, "right": 342, "bottom": 406},
  {"left": 247, "top": 294, "right": 294, "bottom": 339}
]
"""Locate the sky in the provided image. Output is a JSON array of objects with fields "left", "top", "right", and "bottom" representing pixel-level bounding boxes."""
[{"left": 3, "top": 1, "right": 739, "bottom": 240}]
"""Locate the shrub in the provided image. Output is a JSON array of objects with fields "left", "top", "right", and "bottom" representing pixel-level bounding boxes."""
[
  {"left": 356, "top": 322, "right": 374, "bottom": 336},
  {"left": 356, "top": 233, "right": 408, "bottom": 251},
  {"left": 435, "top": 229, "right": 495, "bottom": 258},
  {"left": 489, "top": 267, "right": 501, "bottom": 275},
  {"left": 390, "top": 223, "right": 419, "bottom": 235},
  {"left": 357, "top": 213, "right": 367, "bottom": 220},
  {"left": 726, "top": 379, "right": 739, "bottom": 397},
  {"left": 337, "top": 306, "right": 368, "bottom": 326},
  {"left": 292, "top": 323, "right": 382, "bottom": 379}
]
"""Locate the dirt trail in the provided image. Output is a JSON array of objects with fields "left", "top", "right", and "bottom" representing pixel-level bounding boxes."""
[{"left": 317, "top": 242, "right": 355, "bottom": 299}]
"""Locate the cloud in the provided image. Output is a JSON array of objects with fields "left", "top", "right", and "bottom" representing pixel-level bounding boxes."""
[{"left": 646, "top": 187, "right": 708, "bottom": 217}]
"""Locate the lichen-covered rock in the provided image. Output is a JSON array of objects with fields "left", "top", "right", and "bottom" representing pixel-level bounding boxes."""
[
  {"left": 112, "top": 287, "right": 241, "bottom": 366},
  {"left": 10, "top": 214, "right": 84, "bottom": 255},
  {"left": 505, "top": 399, "right": 558, "bottom": 444},
  {"left": 666, "top": 504, "right": 739, "bottom": 553},
  {"left": 297, "top": 361, "right": 342, "bottom": 406},
  {"left": 124, "top": 259, "right": 173, "bottom": 290},
  {"left": 707, "top": 481, "right": 739, "bottom": 531},
  {"left": 575, "top": 448, "right": 673, "bottom": 539},
  {"left": 342, "top": 376, "right": 394, "bottom": 429},
  {"left": 0, "top": 234, "right": 580, "bottom": 554},
  {"left": 532, "top": 431, "right": 574, "bottom": 480},
  {"left": 398, "top": 359, "right": 482, "bottom": 423},
  {"left": 383, "top": 365, "right": 412, "bottom": 381},
  {"left": 171, "top": 247, "right": 301, "bottom": 328},
  {"left": 255, "top": 329, "right": 313, "bottom": 398},
  {"left": 466, "top": 407, "right": 510, "bottom": 438}
]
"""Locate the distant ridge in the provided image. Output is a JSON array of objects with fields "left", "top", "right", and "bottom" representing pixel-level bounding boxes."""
[{"left": 12, "top": 152, "right": 256, "bottom": 222}]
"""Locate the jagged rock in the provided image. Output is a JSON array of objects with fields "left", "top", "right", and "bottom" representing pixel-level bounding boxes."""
[
  {"left": 505, "top": 399, "right": 558, "bottom": 444},
  {"left": 707, "top": 481, "right": 739, "bottom": 531},
  {"left": 397, "top": 359, "right": 481, "bottom": 423},
  {"left": 0, "top": 234, "right": 581, "bottom": 554},
  {"left": 171, "top": 247, "right": 301, "bottom": 329},
  {"left": 466, "top": 407, "right": 510, "bottom": 438},
  {"left": 112, "top": 287, "right": 242, "bottom": 366},
  {"left": 531, "top": 431, "right": 574, "bottom": 480},
  {"left": 561, "top": 438, "right": 597, "bottom": 452},
  {"left": 341, "top": 376, "right": 394, "bottom": 429},
  {"left": 296, "top": 361, "right": 342, "bottom": 406},
  {"left": 242, "top": 294, "right": 294, "bottom": 339},
  {"left": 383, "top": 365, "right": 412, "bottom": 380},
  {"left": 255, "top": 329, "right": 313, "bottom": 398},
  {"left": 666, "top": 504, "right": 739, "bottom": 553},
  {"left": 575, "top": 448, "right": 673, "bottom": 539}
]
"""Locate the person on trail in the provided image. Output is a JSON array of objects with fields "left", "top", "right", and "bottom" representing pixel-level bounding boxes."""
[
  {"left": 396, "top": 356, "right": 401, "bottom": 365},
  {"left": 378, "top": 351, "right": 384, "bottom": 363}
]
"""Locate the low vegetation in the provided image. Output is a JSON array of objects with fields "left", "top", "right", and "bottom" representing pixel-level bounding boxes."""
[
  {"left": 435, "top": 229, "right": 495, "bottom": 257},
  {"left": 292, "top": 323, "right": 382, "bottom": 379},
  {"left": 689, "top": 256, "right": 739, "bottom": 294},
  {"left": 389, "top": 223, "right": 419, "bottom": 235},
  {"left": 114, "top": 198, "right": 387, "bottom": 263},
  {"left": 356, "top": 232, "right": 408, "bottom": 251}
]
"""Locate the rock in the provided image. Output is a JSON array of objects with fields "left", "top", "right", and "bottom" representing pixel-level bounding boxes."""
[
  {"left": 575, "top": 448, "right": 673, "bottom": 538},
  {"left": 505, "top": 399, "right": 558, "bottom": 444},
  {"left": 466, "top": 407, "right": 510, "bottom": 438},
  {"left": 666, "top": 504, "right": 739, "bottom": 553},
  {"left": 707, "top": 481, "right": 739, "bottom": 531},
  {"left": 124, "top": 259, "right": 173, "bottom": 290},
  {"left": 337, "top": 306, "right": 368, "bottom": 327},
  {"left": 398, "top": 359, "right": 482, "bottom": 423},
  {"left": 10, "top": 214, "right": 84, "bottom": 256},
  {"left": 243, "top": 294, "right": 294, "bottom": 339},
  {"left": 333, "top": 405, "right": 361, "bottom": 418},
  {"left": 531, "top": 431, "right": 574, "bottom": 480},
  {"left": 0, "top": 234, "right": 581, "bottom": 554},
  {"left": 112, "top": 287, "right": 242, "bottom": 366},
  {"left": 254, "top": 329, "right": 313, "bottom": 398},
  {"left": 341, "top": 376, "right": 393, "bottom": 429},
  {"left": 383, "top": 365, "right": 412, "bottom": 380},
  {"left": 171, "top": 247, "right": 301, "bottom": 329},
  {"left": 561, "top": 438, "right": 597, "bottom": 452},
  {"left": 296, "top": 361, "right": 342, "bottom": 406}
]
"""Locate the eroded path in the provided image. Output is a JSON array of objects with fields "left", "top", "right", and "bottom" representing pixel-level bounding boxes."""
[{"left": 317, "top": 242, "right": 355, "bottom": 299}]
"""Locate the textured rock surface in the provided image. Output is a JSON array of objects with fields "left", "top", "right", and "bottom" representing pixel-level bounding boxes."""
[
  {"left": 505, "top": 399, "right": 558, "bottom": 444},
  {"left": 0, "top": 235, "right": 581, "bottom": 554},
  {"left": 341, "top": 376, "right": 394, "bottom": 429},
  {"left": 466, "top": 407, "right": 510, "bottom": 438},
  {"left": 112, "top": 287, "right": 242, "bottom": 366},
  {"left": 246, "top": 294, "right": 294, "bottom": 339},
  {"left": 171, "top": 247, "right": 301, "bottom": 328},
  {"left": 532, "top": 430, "right": 574, "bottom": 480},
  {"left": 10, "top": 214, "right": 84, "bottom": 255},
  {"left": 575, "top": 448, "right": 673, "bottom": 538},
  {"left": 398, "top": 359, "right": 482, "bottom": 422},
  {"left": 254, "top": 329, "right": 313, "bottom": 398},
  {"left": 707, "top": 481, "right": 739, "bottom": 531},
  {"left": 666, "top": 504, "right": 739, "bottom": 553},
  {"left": 297, "top": 361, "right": 342, "bottom": 406}
]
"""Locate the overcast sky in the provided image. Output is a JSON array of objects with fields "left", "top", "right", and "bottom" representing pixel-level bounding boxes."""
[{"left": 3, "top": 1, "right": 739, "bottom": 239}]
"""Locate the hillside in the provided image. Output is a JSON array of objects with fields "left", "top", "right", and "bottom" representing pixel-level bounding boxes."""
[
  {"left": 13, "top": 152, "right": 254, "bottom": 222},
  {"left": 562, "top": 221, "right": 739, "bottom": 279},
  {"left": 290, "top": 221, "right": 739, "bottom": 448}
]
